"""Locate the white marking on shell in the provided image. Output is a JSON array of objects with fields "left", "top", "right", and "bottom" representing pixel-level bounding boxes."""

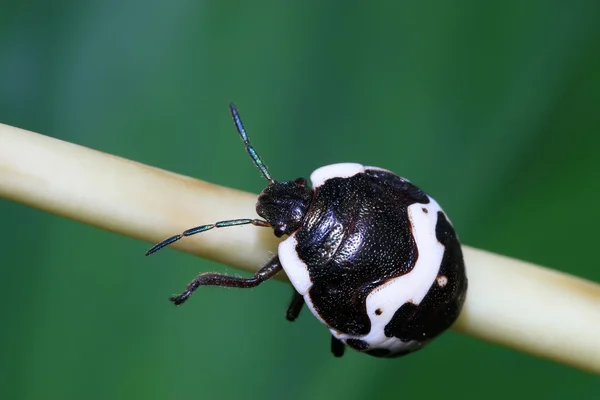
[
  {"left": 310, "top": 163, "right": 365, "bottom": 188},
  {"left": 278, "top": 233, "right": 312, "bottom": 296},
  {"left": 279, "top": 234, "right": 327, "bottom": 325},
  {"left": 437, "top": 275, "right": 448, "bottom": 288},
  {"left": 333, "top": 196, "right": 446, "bottom": 354}
]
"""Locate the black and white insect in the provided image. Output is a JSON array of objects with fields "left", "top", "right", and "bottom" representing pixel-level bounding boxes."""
[{"left": 147, "top": 104, "right": 468, "bottom": 358}]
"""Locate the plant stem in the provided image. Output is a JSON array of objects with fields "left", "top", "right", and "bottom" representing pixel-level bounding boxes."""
[{"left": 1, "top": 122, "right": 599, "bottom": 374}]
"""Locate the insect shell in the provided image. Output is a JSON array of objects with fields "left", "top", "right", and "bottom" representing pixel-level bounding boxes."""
[{"left": 147, "top": 104, "right": 468, "bottom": 358}]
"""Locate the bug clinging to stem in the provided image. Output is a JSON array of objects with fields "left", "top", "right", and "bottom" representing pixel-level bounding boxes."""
[{"left": 146, "top": 104, "right": 467, "bottom": 358}]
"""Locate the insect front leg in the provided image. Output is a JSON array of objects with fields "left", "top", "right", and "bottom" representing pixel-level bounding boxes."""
[{"left": 170, "top": 255, "right": 283, "bottom": 305}]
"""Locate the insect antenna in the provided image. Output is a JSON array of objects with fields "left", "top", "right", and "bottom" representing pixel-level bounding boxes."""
[
  {"left": 229, "top": 103, "right": 276, "bottom": 185},
  {"left": 145, "top": 219, "right": 270, "bottom": 256}
]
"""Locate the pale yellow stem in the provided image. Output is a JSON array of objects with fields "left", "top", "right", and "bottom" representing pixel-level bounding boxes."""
[{"left": 1, "top": 122, "right": 599, "bottom": 374}]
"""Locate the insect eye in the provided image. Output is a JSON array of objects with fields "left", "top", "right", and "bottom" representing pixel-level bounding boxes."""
[{"left": 274, "top": 224, "right": 287, "bottom": 238}]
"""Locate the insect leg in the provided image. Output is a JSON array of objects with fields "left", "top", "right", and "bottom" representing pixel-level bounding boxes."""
[
  {"left": 331, "top": 335, "right": 346, "bottom": 358},
  {"left": 170, "top": 255, "right": 283, "bottom": 305},
  {"left": 285, "top": 290, "right": 305, "bottom": 322}
]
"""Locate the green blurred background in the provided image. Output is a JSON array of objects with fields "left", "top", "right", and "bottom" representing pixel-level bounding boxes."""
[{"left": 1, "top": 1, "right": 600, "bottom": 399}]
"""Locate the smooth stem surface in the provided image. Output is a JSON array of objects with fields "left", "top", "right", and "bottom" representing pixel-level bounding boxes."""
[{"left": 1, "top": 122, "right": 600, "bottom": 375}]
